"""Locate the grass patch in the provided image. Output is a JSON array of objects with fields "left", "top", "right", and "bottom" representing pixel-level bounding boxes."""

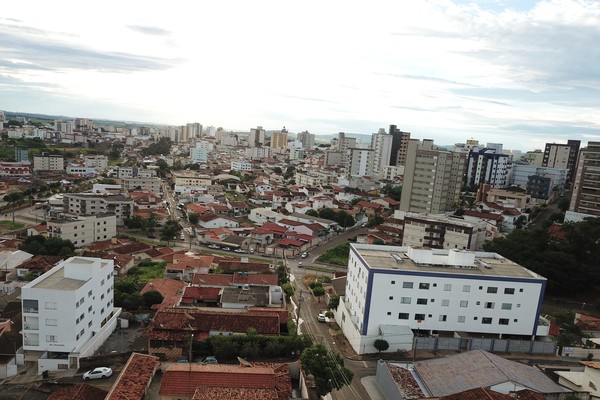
[
  {"left": 304, "top": 265, "right": 335, "bottom": 273},
  {"left": 316, "top": 242, "right": 350, "bottom": 266},
  {"left": 0, "top": 220, "right": 25, "bottom": 229},
  {"left": 127, "top": 260, "right": 167, "bottom": 282}
]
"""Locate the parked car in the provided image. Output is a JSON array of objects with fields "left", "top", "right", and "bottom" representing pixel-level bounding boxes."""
[
  {"left": 317, "top": 313, "right": 326, "bottom": 323},
  {"left": 233, "top": 248, "right": 246, "bottom": 253},
  {"left": 83, "top": 367, "right": 113, "bottom": 380},
  {"left": 222, "top": 247, "right": 232, "bottom": 251},
  {"left": 300, "top": 252, "right": 309, "bottom": 258},
  {"left": 298, "top": 262, "right": 303, "bottom": 268},
  {"left": 200, "top": 356, "right": 218, "bottom": 364},
  {"left": 176, "top": 358, "right": 189, "bottom": 363},
  {"left": 207, "top": 244, "right": 220, "bottom": 249}
]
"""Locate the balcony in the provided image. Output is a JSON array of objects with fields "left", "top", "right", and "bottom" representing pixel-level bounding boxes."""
[
  {"left": 24, "top": 323, "right": 39, "bottom": 330},
  {"left": 23, "top": 308, "right": 39, "bottom": 314},
  {"left": 24, "top": 339, "right": 39, "bottom": 346}
]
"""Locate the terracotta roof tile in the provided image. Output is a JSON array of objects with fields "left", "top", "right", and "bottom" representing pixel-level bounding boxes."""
[
  {"left": 15, "top": 255, "right": 64, "bottom": 272},
  {"left": 47, "top": 384, "right": 107, "bottom": 400},
  {"left": 192, "top": 273, "right": 233, "bottom": 286},
  {"left": 140, "top": 278, "right": 186, "bottom": 309},
  {"left": 232, "top": 272, "right": 278, "bottom": 286},
  {"left": 181, "top": 286, "right": 221, "bottom": 303},
  {"left": 218, "top": 261, "right": 272, "bottom": 273},
  {"left": 112, "top": 242, "right": 153, "bottom": 255},
  {"left": 438, "top": 387, "right": 513, "bottom": 400},
  {"left": 106, "top": 353, "right": 160, "bottom": 400}
]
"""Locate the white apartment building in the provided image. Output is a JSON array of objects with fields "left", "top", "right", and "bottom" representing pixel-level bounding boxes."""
[
  {"left": 289, "top": 147, "right": 305, "bottom": 161},
  {"left": 190, "top": 141, "right": 214, "bottom": 163},
  {"left": 66, "top": 166, "right": 98, "bottom": 177},
  {"left": 371, "top": 129, "right": 393, "bottom": 177},
  {"left": 33, "top": 154, "right": 64, "bottom": 171},
  {"left": 382, "top": 165, "right": 404, "bottom": 181},
  {"left": 295, "top": 171, "right": 337, "bottom": 186},
  {"left": 63, "top": 193, "right": 133, "bottom": 226},
  {"left": 249, "top": 126, "right": 266, "bottom": 146},
  {"left": 123, "top": 177, "right": 162, "bottom": 193},
  {"left": 348, "top": 148, "right": 374, "bottom": 177},
  {"left": 117, "top": 167, "right": 157, "bottom": 179},
  {"left": 173, "top": 173, "right": 212, "bottom": 187},
  {"left": 336, "top": 244, "right": 548, "bottom": 355},
  {"left": 246, "top": 146, "right": 272, "bottom": 160},
  {"left": 84, "top": 155, "right": 108, "bottom": 170},
  {"left": 46, "top": 214, "right": 117, "bottom": 247},
  {"left": 249, "top": 207, "right": 281, "bottom": 224},
  {"left": 21, "top": 256, "right": 119, "bottom": 373},
  {"left": 510, "top": 164, "right": 568, "bottom": 189},
  {"left": 231, "top": 161, "right": 252, "bottom": 171}
]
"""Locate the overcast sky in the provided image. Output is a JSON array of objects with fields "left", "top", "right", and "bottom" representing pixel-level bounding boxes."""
[{"left": 1, "top": 0, "right": 599, "bottom": 150}]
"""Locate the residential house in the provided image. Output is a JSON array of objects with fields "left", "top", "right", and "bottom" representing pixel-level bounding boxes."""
[
  {"left": 197, "top": 213, "right": 239, "bottom": 229},
  {"left": 227, "top": 200, "right": 249, "bottom": 217},
  {"left": 140, "top": 278, "right": 187, "bottom": 310},
  {"left": 105, "top": 353, "right": 160, "bottom": 400}
]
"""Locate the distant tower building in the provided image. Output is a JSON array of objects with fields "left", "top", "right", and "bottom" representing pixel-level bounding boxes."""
[
  {"left": 54, "top": 120, "right": 73, "bottom": 136},
  {"left": 569, "top": 142, "right": 600, "bottom": 217},
  {"left": 388, "top": 125, "right": 411, "bottom": 166},
  {"left": 74, "top": 118, "right": 93, "bottom": 130},
  {"left": 542, "top": 140, "right": 580, "bottom": 184},
  {"left": 15, "top": 147, "right": 29, "bottom": 162},
  {"left": 335, "top": 132, "right": 357, "bottom": 169},
  {"left": 270, "top": 127, "right": 288, "bottom": 154},
  {"left": 297, "top": 131, "right": 315, "bottom": 148},
  {"left": 400, "top": 139, "right": 466, "bottom": 214},
  {"left": 348, "top": 148, "right": 374, "bottom": 177},
  {"left": 249, "top": 126, "right": 266, "bottom": 147},
  {"left": 466, "top": 147, "right": 510, "bottom": 189},
  {"left": 370, "top": 129, "right": 392, "bottom": 177}
]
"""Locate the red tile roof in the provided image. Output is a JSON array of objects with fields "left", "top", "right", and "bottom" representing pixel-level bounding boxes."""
[
  {"left": 261, "top": 222, "right": 288, "bottom": 234},
  {"left": 381, "top": 197, "right": 400, "bottom": 206},
  {"left": 47, "top": 384, "right": 107, "bottom": 400},
  {"left": 192, "top": 273, "right": 233, "bottom": 286},
  {"left": 147, "top": 308, "right": 280, "bottom": 341},
  {"left": 277, "top": 238, "right": 304, "bottom": 247},
  {"left": 278, "top": 218, "right": 304, "bottom": 226},
  {"left": 160, "top": 363, "right": 291, "bottom": 400},
  {"left": 438, "top": 387, "right": 513, "bottom": 400},
  {"left": 386, "top": 363, "right": 424, "bottom": 399},
  {"left": 181, "top": 286, "right": 221, "bottom": 303},
  {"left": 112, "top": 242, "right": 153, "bottom": 255},
  {"left": 15, "top": 255, "right": 64, "bottom": 273},
  {"left": 218, "top": 261, "right": 272, "bottom": 273},
  {"left": 140, "top": 278, "right": 186, "bottom": 309},
  {"left": 356, "top": 200, "right": 384, "bottom": 209},
  {"left": 105, "top": 353, "right": 160, "bottom": 400},
  {"left": 232, "top": 272, "right": 278, "bottom": 286}
]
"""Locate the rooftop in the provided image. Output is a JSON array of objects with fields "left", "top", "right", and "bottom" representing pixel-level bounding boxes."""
[
  {"left": 31, "top": 266, "right": 86, "bottom": 290},
  {"left": 351, "top": 244, "right": 545, "bottom": 280}
]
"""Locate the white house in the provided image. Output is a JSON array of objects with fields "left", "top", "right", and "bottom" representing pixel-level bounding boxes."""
[
  {"left": 249, "top": 207, "right": 281, "bottom": 225},
  {"left": 21, "top": 257, "right": 121, "bottom": 374},
  {"left": 336, "top": 243, "right": 548, "bottom": 355},
  {"left": 46, "top": 214, "right": 117, "bottom": 247},
  {"left": 197, "top": 214, "right": 240, "bottom": 229}
]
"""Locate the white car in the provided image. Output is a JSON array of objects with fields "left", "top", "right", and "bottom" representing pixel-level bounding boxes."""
[
  {"left": 317, "top": 313, "right": 327, "bottom": 323},
  {"left": 301, "top": 252, "right": 308, "bottom": 258},
  {"left": 207, "top": 244, "right": 220, "bottom": 249},
  {"left": 83, "top": 367, "right": 113, "bottom": 380}
]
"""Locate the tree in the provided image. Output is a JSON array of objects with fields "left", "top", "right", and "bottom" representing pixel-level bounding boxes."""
[
  {"left": 312, "top": 285, "right": 325, "bottom": 302},
  {"left": 122, "top": 293, "right": 145, "bottom": 310},
  {"left": 160, "top": 220, "right": 180, "bottom": 244},
  {"left": 335, "top": 211, "right": 355, "bottom": 229},
  {"left": 328, "top": 295, "right": 340, "bottom": 310},
  {"left": 142, "top": 290, "right": 164, "bottom": 307},
  {"left": 273, "top": 167, "right": 283, "bottom": 174},
  {"left": 305, "top": 209, "right": 319, "bottom": 217},
  {"left": 319, "top": 208, "right": 337, "bottom": 221},
  {"left": 19, "top": 235, "right": 75, "bottom": 256},
  {"left": 557, "top": 197, "right": 570, "bottom": 213},
  {"left": 282, "top": 283, "right": 295, "bottom": 298},
  {"left": 368, "top": 215, "right": 384, "bottom": 227},
  {"left": 188, "top": 212, "right": 200, "bottom": 225},
  {"left": 374, "top": 339, "right": 389, "bottom": 353},
  {"left": 300, "top": 344, "right": 354, "bottom": 397},
  {"left": 380, "top": 184, "right": 402, "bottom": 201}
]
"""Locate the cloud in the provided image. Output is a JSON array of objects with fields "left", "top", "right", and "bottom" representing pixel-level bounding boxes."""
[{"left": 127, "top": 25, "right": 171, "bottom": 36}]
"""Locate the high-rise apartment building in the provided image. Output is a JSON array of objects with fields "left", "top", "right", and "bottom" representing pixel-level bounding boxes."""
[
  {"left": 400, "top": 139, "right": 466, "bottom": 214},
  {"left": 542, "top": 140, "right": 580, "bottom": 183},
  {"left": 249, "top": 126, "right": 266, "bottom": 147},
  {"left": 33, "top": 153, "right": 64, "bottom": 171},
  {"left": 54, "top": 120, "right": 73, "bottom": 136},
  {"left": 270, "top": 128, "right": 288, "bottom": 154},
  {"left": 348, "top": 148, "right": 374, "bottom": 177},
  {"left": 388, "top": 125, "right": 411, "bottom": 166},
  {"left": 297, "top": 131, "right": 315, "bottom": 148},
  {"left": 466, "top": 147, "right": 509, "bottom": 189},
  {"left": 569, "top": 142, "right": 600, "bottom": 218},
  {"left": 370, "top": 129, "right": 393, "bottom": 177}
]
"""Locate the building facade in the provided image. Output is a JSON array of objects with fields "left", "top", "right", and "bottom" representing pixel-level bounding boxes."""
[
  {"left": 371, "top": 129, "right": 393, "bottom": 177},
  {"left": 388, "top": 125, "right": 411, "bottom": 166},
  {"left": 466, "top": 148, "right": 510, "bottom": 189},
  {"left": 400, "top": 139, "right": 466, "bottom": 214},
  {"left": 542, "top": 140, "right": 580, "bottom": 184},
  {"left": 33, "top": 154, "right": 65, "bottom": 171},
  {"left": 63, "top": 194, "right": 134, "bottom": 226},
  {"left": 21, "top": 256, "right": 118, "bottom": 373},
  {"left": 569, "top": 142, "right": 600, "bottom": 218},
  {"left": 122, "top": 177, "right": 162, "bottom": 193},
  {"left": 348, "top": 148, "right": 374, "bottom": 177},
  {"left": 336, "top": 244, "right": 548, "bottom": 355},
  {"left": 46, "top": 214, "right": 117, "bottom": 247}
]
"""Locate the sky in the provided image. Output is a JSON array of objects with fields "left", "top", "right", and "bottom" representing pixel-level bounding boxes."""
[{"left": 1, "top": 0, "right": 599, "bottom": 151}]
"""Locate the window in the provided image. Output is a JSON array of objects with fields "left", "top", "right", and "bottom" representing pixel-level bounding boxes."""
[
  {"left": 443, "top": 284, "right": 452, "bottom": 291},
  {"left": 457, "top": 316, "right": 466, "bottom": 323},
  {"left": 499, "top": 318, "right": 509, "bottom": 325},
  {"left": 403, "top": 282, "right": 413, "bottom": 289},
  {"left": 441, "top": 299, "right": 449, "bottom": 307},
  {"left": 487, "top": 287, "right": 498, "bottom": 294},
  {"left": 80, "top": 297, "right": 84, "bottom": 304},
  {"left": 460, "top": 300, "right": 468, "bottom": 308},
  {"left": 45, "top": 302, "right": 57, "bottom": 310},
  {"left": 462, "top": 285, "right": 470, "bottom": 292},
  {"left": 419, "top": 283, "right": 430, "bottom": 290},
  {"left": 46, "top": 335, "right": 57, "bottom": 342},
  {"left": 88, "top": 306, "right": 92, "bottom": 312},
  {"left": 417, "top": 298, "right": 428, "bottom": 305},
  {"left": 398, "top": 313, "right": 409, "bottom": 320},
  {"left": 501, "top": 303, "right": 512, "bottom": 310},
  {"left": 485, "top": 302, "right": 495, "bottom": 309},
  {"left": 387, "top": 312, "right": 391, "bottom": 315},
  {"left": 439, "top": 315, "right": 447, "bottom": 322},
  {"left": 401, "top": 297, "right": 411, "bottom": 304},
  {"left": 391, "top": 280, "right": 395, "bottom": 285},
  {"left": 482, "top": 317, "right": 492, "bottom": 324},
  {"left": 88, "top": 290, "right": 92, "bottom": 297},
  {"left": 88, "top": 321, "right": 92, "bottom": 327},
  {"left": 504, "top": 288, "right": 515, "bottom": 295},
  {"left": 101, "top": 279, "right": 105, "bottom": 286},
  {"left": 389, "top": 296, "right": 394, "bottom": 300},
  {"left": 414, "top": 314, "right": 426, "bottom": 321},
  {"left": 45, "top": 319, "right": 57, "bottom": 326}
]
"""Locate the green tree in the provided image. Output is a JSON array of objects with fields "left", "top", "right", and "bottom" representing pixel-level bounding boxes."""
[
  {"left": 273, "top": 167, "right": 283, "bottom": 174},
  {"left": 557, "top": 197, "right": 570, "bottom": 213},
  {"left": 380, "top": 184, "right": 402, "bottom": 201},
  {"left": 300, "top": 344, "right": 354, "bottom": 397},
  {"left": 312, "top": 285, "right": 325, "bottom": 302},
  {"left": 282, "top": 283, "right": 295, "bottom": 298},
  {"left": 368, "top": 215, "right": 384, "bottom": 227},
  {"left": 335, "top": 211, "right": 355, "bottom": 229},
  {"left": 328, "top": 295, "right": 340, "bottom": 310},
  {"left": 122, "top": 293, "right": 145, "bottom": 310},
  {"left": 318, "top": 208, "right": 337, "bottom": 221},
  {"left": 188, "top": 212, "right": 200, "bottom": 225},
  {"left": 142, "top": 290, "right": 164, "bottom": 307},
  {"left": 305, "top": 209, "right": 319, "bottom": 217},
  {"left": 374, "top": 339, "right": 389, "bottom": 353},
  {"left": 160, "top": 220, "right": 180, "bottom": 244}
]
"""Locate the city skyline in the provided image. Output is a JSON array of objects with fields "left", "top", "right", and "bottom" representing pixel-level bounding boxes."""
[{"left": 1, "top": 0, "right": 599, "bottom": 151}]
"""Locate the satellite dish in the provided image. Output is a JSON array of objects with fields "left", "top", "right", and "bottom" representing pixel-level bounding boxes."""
[{"left": 237, "top": 357, "right": 252, "bottom": 367}]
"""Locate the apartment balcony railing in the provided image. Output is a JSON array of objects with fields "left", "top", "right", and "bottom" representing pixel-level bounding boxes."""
[
  {"left": 24, "top": 340, "right": 39, "bottom": 346},
  {"left": 24, "top": 324, "right": 39, "bottom": 330},
  {"left": 23, "top": 308, "right": 39, "bottom": 314}
]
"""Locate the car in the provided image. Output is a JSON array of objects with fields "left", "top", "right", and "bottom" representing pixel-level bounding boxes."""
[
  {"left": 207, "top": 244, "right": 220, "bottom": 249},
  {"left": 222, "top": 247, "right": 231, "bottom": 251},
  {"left": 176, "top": 358, "right": 189, "bottom": 363},
  {"left": 361, "top": 222, "right": 367, "bottom": 227},
  {"left": 300, "top": 252, "right": 308, "bottom": 258},
  {"left": 83, "top": 367, "right": 113, "bottom": 380},
  {"left": 180, "top": 233, "right": 185, "bottom": 240},
  {"left": 147, "top": 234, "right": 156, "bottom": 239},
  {"left": 233, "top": 248, "right": 246, "bottom": 253},
  {"left": 298, "top": 262, "right": 303, "bottom": 268},
  {"left": 200, "top": 356, "right": 218, "bottom": 364},
  {"left": 317, "top": 313, "right": 326, "bottom": 323},
  {"left": 249, "top": 249, "right": 255, "bottom": 254}
]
